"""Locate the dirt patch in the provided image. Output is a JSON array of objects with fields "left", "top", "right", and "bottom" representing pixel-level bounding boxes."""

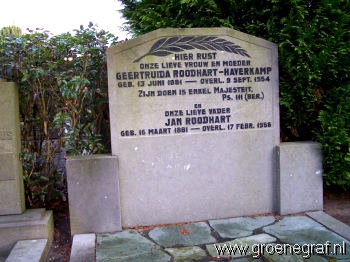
[
  {"left": 46, "top": 200, "right": 71, "bottom": 262},
  {"left": 323, "top": 186, "right": 350, "bottom": 226},
  {"left": 178, "top": 227, "right": 191, "bottom": 235}
]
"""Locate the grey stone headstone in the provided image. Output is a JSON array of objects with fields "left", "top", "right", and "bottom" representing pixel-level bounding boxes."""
[
  {"left": 107, "top": 28, "right": 279, "bottom": 227},
  {"left": 0, "top": 79, "right": 25, "bottom": 215},
  {"left": 277, "top": 142, "right": 323, "bottom": 215},
  {"left": 66, "top": 154, "right": 122, "bottom": 235}
]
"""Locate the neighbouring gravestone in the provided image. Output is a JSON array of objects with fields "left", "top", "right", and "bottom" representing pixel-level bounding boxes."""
[
  {"left": 0, "top": 79, "right": 25, "bottom": 215},
  {"left": 0, "top": 79, "right": 53, "bottom": 260},
  {"left": 107, "top": 28, "right": 280, "bottom": 227}
]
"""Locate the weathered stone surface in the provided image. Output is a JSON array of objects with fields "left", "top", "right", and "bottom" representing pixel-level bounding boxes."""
[
  {"left": 0, "top": 209, "right": 53, "bottom": 259},
  {"left": 232, "top": 258, "right": 264, "bottom": 262},
  {"left": 5, "top": 239, "right": 49, "bottom": 262},
  {"left": 70, "top": 234, "right": 96, "bottom": 262},
  {"left": 91, "top": 215, "right": 350, "bottom": 261},
  {"left": 0, "top": 80, "right": 25, "bottom": 215},
  {"left": 206, "top": 234, "right": 276, "bottom": 258},
  {"left": 165, "top": 246, "right": 207, "bottom": 262},
  {"left": 96, "top": 230, "right": 171, "bottom": 262},
  {"left": 66, "top": 154, "right": 121, "bottom": 235},
  {"left": 307, "top": 211, "right": 350, "bottom": 241},
  {"left": 257, "top": 243, "right": 329, "bottom": 262},
  {"left": 107, "top": 28, "right": 280, "bottom": 227},
  {"left": 0, "top": 154, "right": 13, "bottom": 181},
  {"left": 263, "top": 216, "right": 350, "bottom": 260},
  {"left": 277, "top": 142, "right": 323, "bottom": 215},
  {"left": 148, "top": 222, "right": 216, "bottom": 247},
  {"left": 209, "top": 216, "right": 275, "bottom": 239}
]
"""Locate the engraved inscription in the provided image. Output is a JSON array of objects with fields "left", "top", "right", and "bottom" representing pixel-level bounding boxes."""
[
  {"left": 113, "top": 35, "right": 275, "bottom": 139},
  {"left": 134, "top": 36, "right": 250, "bottom": 62},
  {"left": 0, "top": 130, "right": 13, "bottom": 153},
  {"left": 0, "top": 130, "right": 13, "bottom": 140}
]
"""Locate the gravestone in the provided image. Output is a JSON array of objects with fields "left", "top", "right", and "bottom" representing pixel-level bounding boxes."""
[
  {"left": 107, "top": 28, "right": 280, "bottom": 227},
  {"left": 0, "top": 79, "right": 53, "bottom": 260},
  {"left": 0, "top": 79, "right": 25, "bottom": 215}
]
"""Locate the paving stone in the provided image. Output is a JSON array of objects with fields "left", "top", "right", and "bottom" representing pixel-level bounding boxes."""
[
  {"left": 96, "top": 230, "right": 170, "bottom": 262},
  {"left": 209, "top": 216, "right": 275, "bottom": 239},
  {"left": 230, "top": 257, "right": 264, "bottom": 261},
  {"left": 165, "top": 246, "right": 207, "bottom": 262},
  {"left": 148, "top": 222, "right": 216, "bottom": 248},
  {"left": 250, "top": 242, "right": 329, "bottom": 262},
  {"left": 94, "top": 216, "right": 350, "bottom": 261},
  {"left": 263, "top": 216, "right": 350, "bottom": 260},
  {"left": 206, "top": 233, "right": 276, "bottom": 258},
  {"left": 263, "top": 252, "right": 329, "bottom": 261}
]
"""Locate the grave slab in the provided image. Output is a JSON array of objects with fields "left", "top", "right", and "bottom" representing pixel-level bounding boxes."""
[
  {"left": 206, "top": 233, "right": 276, "bottom": 258},
  {"left": 258, "top": 243, "right": 329, "bottom": 262},
  {"left": 107, "top": 27, "right": 280, "bottom": 227},
  {"left": 148, "top": 222, "right": 216, "bottom": 247},
  {"left": 209, "top": 216, "right": 275, "bottom": 239},
  {"left": 164, "top": 246, "right": 207, "bottom": 262},
  {"left": 232, "top": 258, "right": 264, "bottom": 262},
  {"left": 66, "top": 154, "right": 121, "bottom": 235},
  {"left": 263, "top": 216, "right": 350, "bottom": 260},
  {"left": 96, "top": 230, "right": 171, "bottom": 262},
  {"left": 277, "top": 142, "right": 323, "bottom": 215}
]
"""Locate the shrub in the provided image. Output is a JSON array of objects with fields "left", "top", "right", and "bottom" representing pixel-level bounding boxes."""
[
  {"left": 0, "top": 23, "right": 119, "bottom": 206},
  {"left": 316, "top": 84, "right": 350, "bottom": 189}
]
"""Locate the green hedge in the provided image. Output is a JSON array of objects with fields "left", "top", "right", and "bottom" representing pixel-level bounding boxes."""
[{"left": 119, "top": 0, "right": 350, "bottom": 190}]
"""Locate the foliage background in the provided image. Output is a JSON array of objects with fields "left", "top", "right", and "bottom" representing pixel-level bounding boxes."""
[
  {"left": 0, "top": 23, "right": 119, "bottom": 206},
  {"left": 0, "top": 25, "right": 22, "bottom": 37},
  {"left": 118, "top": 0, "right": 350, "bottom": 188}
]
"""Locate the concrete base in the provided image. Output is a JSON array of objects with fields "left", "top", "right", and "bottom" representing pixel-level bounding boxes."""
[
  {"left": 0, "top": 208, "right": 53, "bottom": 260},
  {"left": 277, "top": 142, "right": 323, "bottom": 215},
  {"left": 70, "top": 234, "right": 96, "bottom": 262},
  {"left": 5, "top": 239, "right": 49, "bottom": 262},
  {"left": 66, "top": 154, "right": 121, "bottom": 235},
  {"left": 307, "top": 211, "right": 350, "bottom": 241}
]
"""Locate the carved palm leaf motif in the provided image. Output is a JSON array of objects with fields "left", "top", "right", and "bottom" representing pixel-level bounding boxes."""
[{"left": 134, "top": 36, "right": 250, "bottom": 62}]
